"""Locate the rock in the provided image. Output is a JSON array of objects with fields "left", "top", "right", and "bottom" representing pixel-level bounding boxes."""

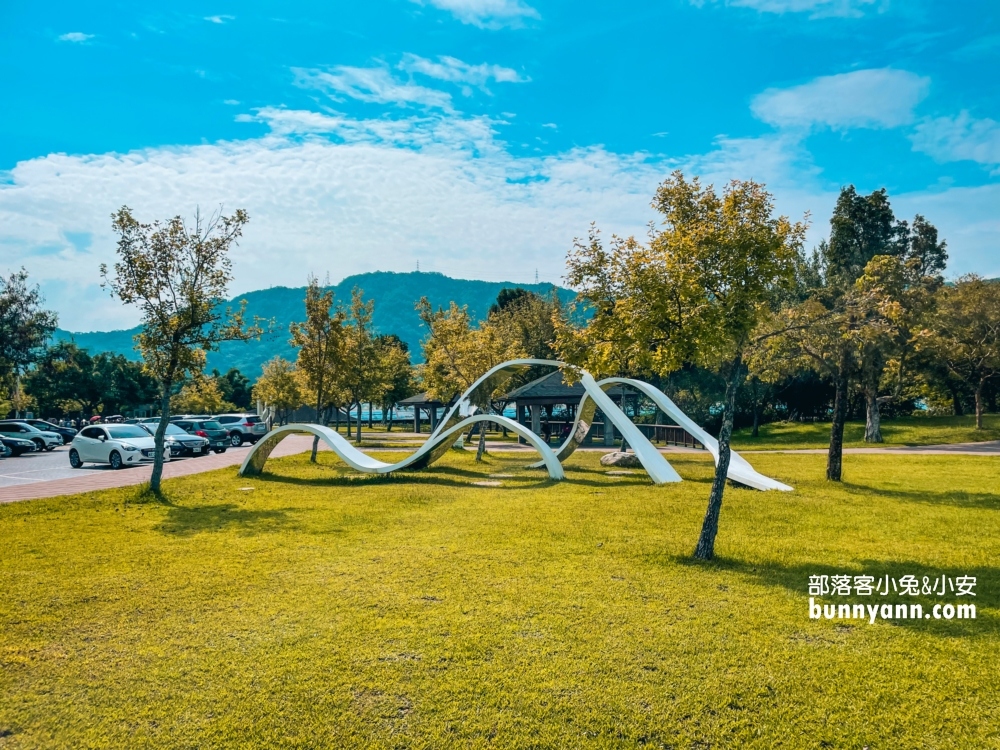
[{"left": 600, "top": 451, "right": 642, "bottom": 468}]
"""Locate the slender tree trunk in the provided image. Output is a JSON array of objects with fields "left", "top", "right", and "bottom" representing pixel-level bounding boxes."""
[
  {"left": 386, "top": 407, "right": 393, "bottom": 432},
  {"left": 149, "top": 385, "right": 172, "bottom": 494},
  {"left": 475, "top": 423, "right": 488, "bottom": 461},
  {"left": 355, "top": 402, "right": 362, "bottom": 444},
  {"left": 975, "top": 381, "right": 985, "bottom": 430},
  {"left": 310, "top": 397, "right": 321, "bottom": 462},
  {"left": 694, "top": 355, "right": 744, "bottom": 561},
  {"left": 751, "top": 399, "right": 760, "bottom": 438},
  {"left": 864, "top": 389, "right": 883, "bottom": 443},
  {"left": 368, "top": 402, "right": 373, "bottom": 428},
  {"left": 950, "top": 386, "right": 963, "bottom": 417},
  {"left": 827, "top": 348, "right": 849, "bottom": 482}
]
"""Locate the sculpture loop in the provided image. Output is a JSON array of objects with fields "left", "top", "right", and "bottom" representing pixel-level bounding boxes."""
[
  {"left": 240, "top": 358, "right": 791, "bottom": 491},
  {"left": 240, "top": 414, "right": 564, "bottom": 480}
]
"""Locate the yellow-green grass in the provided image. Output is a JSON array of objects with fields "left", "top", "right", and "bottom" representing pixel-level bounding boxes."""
[
  {"left": 1, "top": 449, "right": 998, "bottom": 748},
  {"left": 732, "top": 413, "right": 1000, "bottom": 451}
]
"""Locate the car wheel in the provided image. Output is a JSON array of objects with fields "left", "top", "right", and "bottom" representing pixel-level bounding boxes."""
[
  {"left": 69, "top": 449, "right": 83, "bottom": 468},
  {"left": 230, "top": 432, "right": 244, "bottom": 447},
  {"left": 32, "top": 438, "right": 45, "bottom": 451},
  {"left": 109, "top": 450, "right": 122, "bottom": 470}
]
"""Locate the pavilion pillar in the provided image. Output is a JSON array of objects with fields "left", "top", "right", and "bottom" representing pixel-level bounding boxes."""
[
  {"left": 414, "top": 407, "right": 420, "bottom": 434},
  {"left": 604, "top": 412, "right": 615, "bottom": 446},
  {"left": 530, "top": 404, "right": 541, "bottom": 436},
  {"left": 430, "top": 407, "right": 438, "bottom": 432}
]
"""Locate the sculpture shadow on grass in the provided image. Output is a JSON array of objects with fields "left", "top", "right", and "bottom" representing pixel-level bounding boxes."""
[{"left": 155, "top": 503, "right": 298, "bottom": 536}]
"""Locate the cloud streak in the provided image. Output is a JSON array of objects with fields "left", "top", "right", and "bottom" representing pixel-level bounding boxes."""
[
  {"left": 752, "top": 68, "right": 930, "bottom": 130},
  {"left": 57, "top": 32, "right": 94, "bottom": 43},
  {"left": 911, "top": 112, "right": 1000, "bottom": 173},
  {"left": 412, "top": 0, "right": 540, "bottom": 29},
  {"left": 698, "top": 0, "right": 879, "bottom": 19},
  {"left": 399, "top": 54, "right": 527, "bottom": 91},
  {"left": 294, "top": 65, "right": 455, "bottom": 111}
]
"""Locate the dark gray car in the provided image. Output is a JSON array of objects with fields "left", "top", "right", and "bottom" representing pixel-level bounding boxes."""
[
  {"left": 137, "top": 422, "right": 210, "bottom": 457},
  {"left": 173, "top": 420, "right": 229, "bottom": 454}
]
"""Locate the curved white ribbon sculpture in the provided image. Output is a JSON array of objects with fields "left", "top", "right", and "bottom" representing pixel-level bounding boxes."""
[
  {"left": 239, "top": 358, "right": 791, "bottom": 491},
  {"left": 239, "top": 413, "right": 565, "bottom": 480}
]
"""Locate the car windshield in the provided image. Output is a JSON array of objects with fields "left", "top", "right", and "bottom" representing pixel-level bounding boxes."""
[
  {"left": 201, "top": 421, "right": 224, "bottom": 430},
  {"left": 0, "top": 422, "right": 38, "bottom": 433},
  {"left": 106, "top": 425, "right": 150, "bottom": 440},
  {"left": 141, "top": 423, "right": 187, "bottom": 436}
]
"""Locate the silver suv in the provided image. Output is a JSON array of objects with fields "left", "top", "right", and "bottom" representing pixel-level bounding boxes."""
[{"left": 214, "top": 414, "right": 268, "bottom": 446}]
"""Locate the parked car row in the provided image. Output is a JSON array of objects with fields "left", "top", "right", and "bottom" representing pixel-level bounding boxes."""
[
  {"left": 0, "top": 421, "right": 63, "bottom": 453},
  {"left": 127, "top": 413, "right": 267, "bottom": 447},
  {"left": 65, "top": 413, "right": 268, "bottom": 470},
  {"left": 0, "top": 413, "right": 269, "bottom": 470}
]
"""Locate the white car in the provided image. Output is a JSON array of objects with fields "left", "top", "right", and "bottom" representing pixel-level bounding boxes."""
[
  {"left": 69, "top": 424, "right": 169, "bottom": 469},
  {"left": 0, "top": 421, "right": 62, "bottom": 452}
]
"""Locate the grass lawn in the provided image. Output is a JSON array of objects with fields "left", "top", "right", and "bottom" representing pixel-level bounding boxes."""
[
  {"left": 731, "top": 413, "right": 1000, "bottom": 451},
  {"left": 1, "top": 448, "right": 998, "bottom": 748}
]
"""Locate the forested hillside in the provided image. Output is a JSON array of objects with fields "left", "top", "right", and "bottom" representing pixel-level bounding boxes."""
[{"left": 52, "top": 272, "right": 575, "bottom": 375}]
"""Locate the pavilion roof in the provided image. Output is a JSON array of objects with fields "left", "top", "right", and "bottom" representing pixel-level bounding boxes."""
[{"left": 397, "top": 391, "right": 452, "bottom": 407}]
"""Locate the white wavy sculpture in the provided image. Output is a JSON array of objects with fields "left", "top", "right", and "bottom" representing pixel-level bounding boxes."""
[{"left": 239, "top": 358, "right": 791, "bottom": 491}]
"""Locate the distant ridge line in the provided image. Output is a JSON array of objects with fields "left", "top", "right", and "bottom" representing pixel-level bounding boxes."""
[{"left": 53, "top": 270, "right": 577, "bottom": 373}]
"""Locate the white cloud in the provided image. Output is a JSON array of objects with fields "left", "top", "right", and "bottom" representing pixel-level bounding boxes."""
[
  {"left": 399, "top": 54, "right": 527, "bottom": 92},
  {"left": 0, "top": 112, "right": 663, "bottom": 331},
  {"left": 725, "top": 0, "right": 877, "bottom": 17},
  {"left": 294, "top": 65, "right": 455, "bottom": 111},
  {"left": 911, "top": 112, "right": 1000, "bottom": 172},
  {"left": 204, "top": 14, "right": 235, "bottom": 23},
  {"left": 752, "top": 68, "right": 930, "bottom": 130},
  {"left": 894, "top": 183, "right": 1000, "bottom": 279},
  {"left": 413, "top": 0, "right": 540, "bottom": 29},
  {"left": 4, "top": 102, "right": 997, "bottom": 332},
  {"left": 57, "top": 32, "right": 94, "bottom": 43}
]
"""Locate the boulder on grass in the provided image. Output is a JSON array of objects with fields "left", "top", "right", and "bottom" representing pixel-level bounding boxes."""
[{"left": 600, "top": 451, "right": 642, "bottom": 468}]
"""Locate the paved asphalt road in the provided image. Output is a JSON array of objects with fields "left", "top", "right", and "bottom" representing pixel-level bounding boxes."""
[
  {"left": 0, "top": 444, "right": 244, "bottom": 489},
  {"left": 0, "top": 440, "right": 277, "bottom": 504}
]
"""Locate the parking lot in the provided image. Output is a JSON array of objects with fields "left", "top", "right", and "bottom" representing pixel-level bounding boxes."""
[
  {"left": 0, "top": 436, "right": 314, "bottom": 503},
  {"left": 0, "top": 444, "right": 243, "bottom": 489},
  {"left": 1, "top": 444, "right": 102, "bottom": 487}
]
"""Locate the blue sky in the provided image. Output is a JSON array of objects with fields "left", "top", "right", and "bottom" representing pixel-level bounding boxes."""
[{"left": 2, "top": 0, "right": 998, "bottom": 331}]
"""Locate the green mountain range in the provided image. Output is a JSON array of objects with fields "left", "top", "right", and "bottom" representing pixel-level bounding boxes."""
[{"left": 53, "top": 271, "right": 576, "bottom": 376}]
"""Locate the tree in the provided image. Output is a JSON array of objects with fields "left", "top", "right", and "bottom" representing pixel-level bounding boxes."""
[
  {"left": 290, "top": 275, "right": 347, "bottom": 461},
  {"left": 24, "top": 343, "right": 102, "bottom": 416},
  {"left": 101, "top": 206, "right": 266, "bottom": 493},
  {"left": 491, "top": 288, "right": 560, "bottom": 360},
  {"left": 418, "top": 298, "right": 526, "bottom": 460},
  {"left": 341, "top": 288, "right": 382, "bottom": 444},
  {"left": 25, "top": 343, "right": 158, "bottom": 418},
  {"left": 489, "top": 287, "right": 535, "bottom": 316},
  {"left": 0, "top": 269, "right": 58, "bottom": 414},
  {"left": 559, "top": 172, "right": 805, "bottom": 560},
  {"left": 923, "top": 276, "right": 1000, "bottom": 429},
  {"left": 252, "top": 357, "right": 302, "bottom": 426},
  {"left": 375, "top": 334, "right": 415, "bottom": 432},
  {"left": 172, "top": 374, "right": 236, "bottom": 415},
  {"left": 213, "top": 368, "right": 253, "bottom": 410}
]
